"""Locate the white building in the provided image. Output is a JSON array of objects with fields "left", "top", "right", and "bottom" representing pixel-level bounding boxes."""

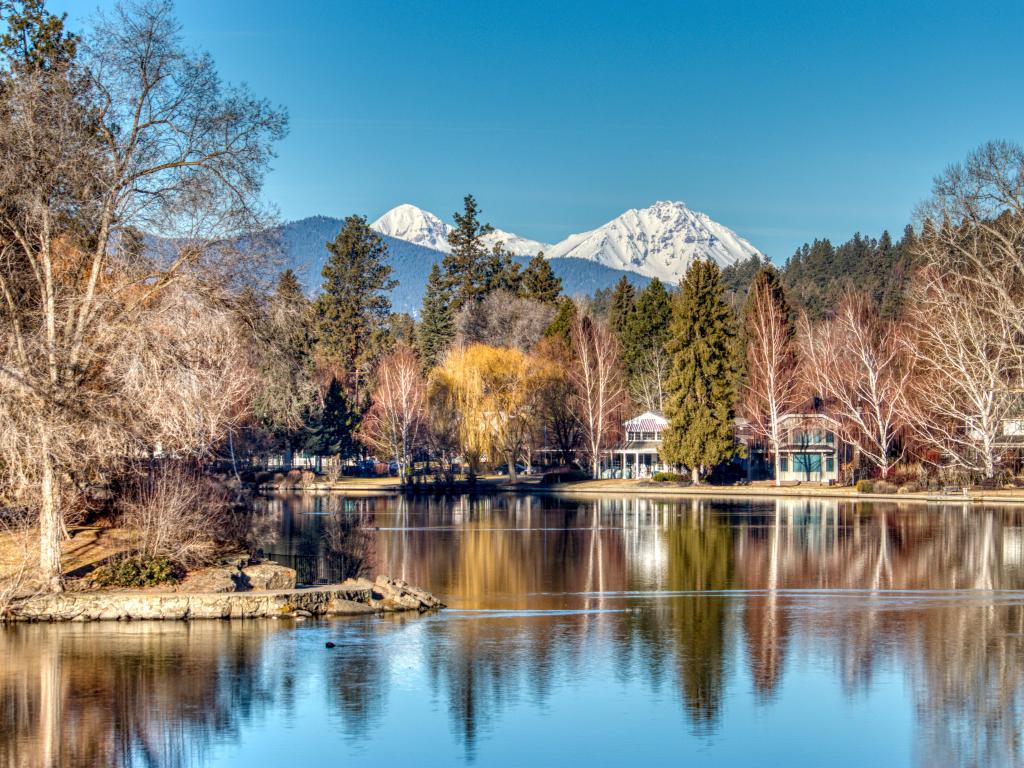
[{"left": 604, "top": 411, "right": 671, "bottom": 479}]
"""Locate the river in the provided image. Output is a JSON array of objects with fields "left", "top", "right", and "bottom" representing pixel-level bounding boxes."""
[{"left": 3, "top": 493, "right": 1024, "bottom": 767}]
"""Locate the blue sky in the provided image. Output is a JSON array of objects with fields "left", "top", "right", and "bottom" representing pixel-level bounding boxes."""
[{"left": 54, "top": 0, "right": 1024, "bottom": 261}]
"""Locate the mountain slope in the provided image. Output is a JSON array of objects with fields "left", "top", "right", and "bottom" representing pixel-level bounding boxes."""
[
  {"left": 545, "top": 201, "right": 761, "bottom": 283},
  {"left": 278, "top": 216, "right": 645, "bottom": 315}
]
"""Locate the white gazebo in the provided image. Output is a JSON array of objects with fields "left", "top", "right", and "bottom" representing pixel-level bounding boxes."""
[{"left": 605, "top": 411, "right": 670, "bottom": 479}]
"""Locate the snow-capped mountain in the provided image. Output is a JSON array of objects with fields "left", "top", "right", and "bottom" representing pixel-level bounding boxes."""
[
  {"left": 371, "top": 201, "right": 761, "bottom": 283},
  {"left": 370, "top": 204, "right": 550, "bottom": 256},
  {"left": 545, "top": 201, "right": 762, "bottom": 283},
  {"left": 480, "top": 228, "right": 550, "bottom": 257},
  {"left": 370, "top": 203, "right": 452, "bottom": 252}
]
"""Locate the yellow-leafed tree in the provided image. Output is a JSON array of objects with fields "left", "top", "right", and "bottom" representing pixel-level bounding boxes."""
[{"left": 430, "top": 344, "right": 554, "bottom": 481}]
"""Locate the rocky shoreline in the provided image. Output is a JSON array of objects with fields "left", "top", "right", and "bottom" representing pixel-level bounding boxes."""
[{"left": 6, "top": 574, "right": 445, "bottom": 622}]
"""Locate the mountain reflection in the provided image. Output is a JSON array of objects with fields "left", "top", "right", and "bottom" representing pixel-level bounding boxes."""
[{"left": 3, "top": 494, "right": 1024, "bottom": 767}]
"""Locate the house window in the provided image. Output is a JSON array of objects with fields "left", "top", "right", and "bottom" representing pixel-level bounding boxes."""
[
  {"left": 642, "top": 431, "right": 655, "bottom": 441},
  {"left": 826, "top": 456, "right": 835, "bottom": 473},
  {"left": 826, "top": 431, "right": 835, "bottom": 445},
  {"left": 794, "top": 453, "right": 822, "bottom": 475},
  {"left": 780, "top": 456, "right": 788, "bottom": 472}
]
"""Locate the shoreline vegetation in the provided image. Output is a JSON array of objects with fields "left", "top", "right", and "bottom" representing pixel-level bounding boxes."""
[{"left": 259, "top": 476, "right": 1024, "bottom": 505}]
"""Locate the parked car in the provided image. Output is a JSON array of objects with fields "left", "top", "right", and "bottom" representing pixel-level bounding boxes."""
[{"left": 494, "top": 463, "right": 528, "bottom": 476}]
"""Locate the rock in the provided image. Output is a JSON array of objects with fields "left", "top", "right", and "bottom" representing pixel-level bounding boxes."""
[
  {"left": 178, "top": 566, "right": 238, "bottom": 594},
  {"left": 369, "top": 575, "right": 445, "bottom": 612},
  {"left": 7, "top": 576, "right": 442, "bottom": 622},
  {"left": 239, "top": 563, "right": 296, "bottom": 591}
]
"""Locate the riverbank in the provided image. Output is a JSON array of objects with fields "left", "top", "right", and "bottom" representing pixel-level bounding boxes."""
[
  {"left": 6, "top": 575, "right": 444, "bottom": 622},
  {"left": 260, "top": 476, "right": 1024, "bottom": 505}
]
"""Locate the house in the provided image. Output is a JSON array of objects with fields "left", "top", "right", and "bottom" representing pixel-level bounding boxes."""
[
  {"left": 773, "top": 413, "right": 844, "bottom": 483},
  {"left": 603, "top": 411, "right": 671, "bottom": 478}
]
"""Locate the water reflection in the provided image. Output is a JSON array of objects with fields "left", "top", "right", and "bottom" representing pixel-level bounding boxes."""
[{"left": 3, "top": 494, "right": 1024, "bottom": 766}]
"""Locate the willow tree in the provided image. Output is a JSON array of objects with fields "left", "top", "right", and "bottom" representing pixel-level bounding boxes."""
[
  {"left": 662, "top": 260, "right": 739, "bottom": 484},
  {"left": 430, "top": 344, "right": 548, "bottom": 481},
  {"left": 0, "top": 2, "right": 286, "bottom": 590}
]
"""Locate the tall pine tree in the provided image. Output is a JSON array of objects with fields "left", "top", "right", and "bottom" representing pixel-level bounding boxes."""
[
  {"left": 303, "top": 377, "right": 360, "bottom": 459},
  {"left": 608, "top": 276, "right": 637, "bottom": 342},
  {"left": 661, "top": 260, "right": 739, "bottom": 484},
  {"left": 253, "top": 269, "right": 318, "bottom": 452},
  {"left": 622, "top": 277, "right": 672, "bottom": 378},
  {"left": 315, "top": 215, "right": 397, "bottom": 403},
  {"left": 520, "top": 251, "right": 562, "bottom": 303},
  {"left": 443, "top": 194, "right": 494, "bottom": 311},
  {"left": 416, "top": 262, "right": 454, "bottom": 371}
]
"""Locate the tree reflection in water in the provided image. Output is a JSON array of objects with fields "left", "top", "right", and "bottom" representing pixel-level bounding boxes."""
[{"left": 3, "top": 494, "right": 1024, "bottom": 767}]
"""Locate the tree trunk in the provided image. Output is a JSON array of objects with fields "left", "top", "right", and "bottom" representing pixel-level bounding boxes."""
[
  {"left": 773, "top": 448, "right": 782, "bottom": 488},
  {"left": 507, "top": 454, "right": 518, "bottom": 483},
  {"left": 39, "top": 439, "right": 63, "bottom": 592},
  {"left": 691, "top": 465, "right": 700, "bottom": 485}
]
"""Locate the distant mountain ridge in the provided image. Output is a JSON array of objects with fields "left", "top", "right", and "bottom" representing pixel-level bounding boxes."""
[
  {"left": 369, "top": 200, "right": 762, "bottom": 283},
  {"left": 278, "top": 215, "right": 647, "bottom": 315}
]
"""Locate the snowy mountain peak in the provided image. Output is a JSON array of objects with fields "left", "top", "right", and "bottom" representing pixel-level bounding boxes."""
[
  {"left": 371, "top": 203, "right": 550, "bottom": 256},
  {"left": 545, "top": 201, "right": 761, "bottom": 284},
  {"left": 371, "top": 204, "right": 453, "bottom": 253}
]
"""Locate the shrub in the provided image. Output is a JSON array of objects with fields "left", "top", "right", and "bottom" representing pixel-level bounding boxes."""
[
  {"left": 541, "top": 470, "right": 589, "bottom": 485},
  {"left": 653, "top": 472, "right": 686, "bottom": 482},
  {"left": 856, "top": 479, "right": 874, "bottom": 494},
  {"left": 92, "top": 555, "right": 184, "bottom": 588},
  {"left": 874, "top": 480, "right": 898, "bottom": 494},
  {"left": 116, "top": 464, "right": 232, "bottom": 567}
]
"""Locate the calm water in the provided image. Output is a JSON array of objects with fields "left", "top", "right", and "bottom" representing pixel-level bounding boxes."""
[{"left": 4, "top": 493, "right": 1024, "bottom": 767}]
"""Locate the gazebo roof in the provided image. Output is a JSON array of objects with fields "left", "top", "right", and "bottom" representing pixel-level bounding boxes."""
[{"left": 624, "top": 411, "right": 668, "bottom": 432}]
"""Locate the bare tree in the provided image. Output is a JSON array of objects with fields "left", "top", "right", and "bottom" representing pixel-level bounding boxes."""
[
  {"left": 916, "top": 141, "right": 1024, "bottom": 342},
  {"left": 0, "top": 3, "right": 286, "bottom": 590},
  {"left": 569, "top": 311, "right": 626, "bottom": 478},
  {"left": 905, "top": 141, "right": 1024, "bottom": 480},
  {"left": 904, "top": 266, "right": 1018, "bottom": 479},
  {"left": 631, "top": 346, "right": 670, "bottom": 414},
  {"left": 454, "top": 289, "right": 555, "bottom": 352},
  {"left": 359, "top": 345, "right": 425, "bottom": 484},
  {"left": 799, "top": 293, "right": 909, "bottom": 479},
  {"left": 743, "top": 278, "right": 800, "bottom": 487}
]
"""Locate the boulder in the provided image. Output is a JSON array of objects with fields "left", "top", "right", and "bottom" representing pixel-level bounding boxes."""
[
  {"left": 177, "top": 566, "right": 238, "bottom": 594},
  {"left": 240, "top": 562, "right": 296, "bottom": 591},
  {"left": 370, "top": 575, "right": 445, "bottom": 612}
]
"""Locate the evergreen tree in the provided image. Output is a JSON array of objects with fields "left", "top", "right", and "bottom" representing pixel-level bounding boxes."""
[
  {"left": 443, "top": 194, "right": 494, "bottom": 311},
  {"left": 543, "top": 297, "right": 577, "bottom": 346},
  {"left": 742, "top": 267, "right": 791, "bottom": 335},
  {"left": 622, "top": 277, "right": 672, "bottom": 380},
  {"left": 303, "top": 378, "right": 360, "bottom": 458},
  {"left": 483, "top": 241, "right": 522, "bottom": 294},
  {"left": 253, "top": 269, "right": 317, "bottom": 452},
  {"left": 0, "top": 0, "right": 78, "bottom": 74},
  {"left": 520, "top": 252, "right": 562, "bottom": 303},
  {"left": 661, "top": 260, "right": 739, "bottom": 483},
  {"left": 416, "top": 263, "right": 454, "bottom": 371},
  {"left": 314, "top": 215, "right": 397, "bottom": 402},
  {"left": 608, "top": 276, "right": 637, "bottom": 342}
]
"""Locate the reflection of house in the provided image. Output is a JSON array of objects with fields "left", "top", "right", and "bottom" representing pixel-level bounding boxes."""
[{"left": 604, "top": 411, "right": 670, "bottom": 478}]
